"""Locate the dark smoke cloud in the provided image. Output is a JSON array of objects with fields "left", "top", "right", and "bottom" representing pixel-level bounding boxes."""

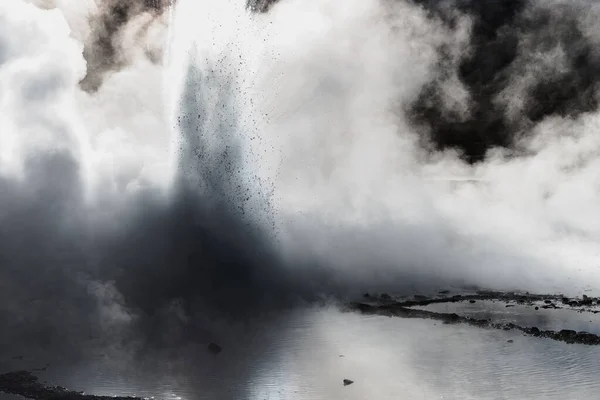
[
  {"left": 80, "top": 0, "right": 171, "bottom": 92},
  {"left": 407, "top": 0, "right": 600, "bottom": 163}
]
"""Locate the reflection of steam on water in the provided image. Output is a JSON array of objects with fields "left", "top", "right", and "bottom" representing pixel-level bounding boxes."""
[{"left": 1, "top": 0, "right": 600, "bottom": 377}]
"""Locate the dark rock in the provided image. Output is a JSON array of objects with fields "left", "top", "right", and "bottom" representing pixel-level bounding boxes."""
[
  {"left": 442, "top": 313, "right": 461, "bottom": 324},
  {"left": 559, "top": 329, "right": 577, "bottom": 337},
  {"left": 438, "top": 290, "right": 450, "bottom": 295},
  {"left": 581, "top": 296, "right": 593, "bottom": 305},
  {"left": 534, "top": 306, "right": 539, "bottom": 310},
  {"left": 343, "top": 379, "right": 354, "bottom": 386},
  {"left": 208, "top": 342, "right": 222, "bottom": 355},
  {"left": 469, "top": 300, "right": 476, "bottom": 304},
  {"left": 507, "top": 340, "right": 514, "bottom": 343},
  {"left": 0, "top": 370, "right": 147, "bottom": 400},
  {"left": 353, "top": 303, "right": 373, "bottom": 312}
]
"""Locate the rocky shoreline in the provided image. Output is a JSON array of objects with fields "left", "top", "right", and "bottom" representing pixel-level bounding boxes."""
[
  {"left": 0, "top": 370, "right": 149, "bottom": 400},
  {"left": 347, "top": 290, "right": 600, "bottom": 345}
]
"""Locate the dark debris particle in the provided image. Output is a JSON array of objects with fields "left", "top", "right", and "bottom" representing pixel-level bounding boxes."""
[{"left": 343, "top": 379, "right": 354, "bottom": 386}]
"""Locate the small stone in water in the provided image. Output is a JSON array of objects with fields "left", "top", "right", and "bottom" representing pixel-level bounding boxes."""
[{"left": 208, "top": 343, "right": 222, "bottom": 355}]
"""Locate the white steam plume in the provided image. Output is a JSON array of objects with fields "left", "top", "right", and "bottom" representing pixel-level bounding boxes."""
[
  {"left": 2, "top": 0, "right": 600, "bottom": 366},
  {"left": 170, "top": 0, "right": 600, "bottom": 295}
]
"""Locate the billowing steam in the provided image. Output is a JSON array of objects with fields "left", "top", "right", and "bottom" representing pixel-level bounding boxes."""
[
  {"left": 2, "top": 0, "right": 600, "bottom": 381},
  {"left": 409, "top": 0, "right": 600, "bottom": 162}
]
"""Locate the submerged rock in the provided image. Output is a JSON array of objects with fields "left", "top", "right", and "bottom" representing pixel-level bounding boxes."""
[
  {"left": 208, "top": 342, "right": 223, "bottom": 355},
  {"left": 380, "top": 293, "right": 392, "bottom": 301}
]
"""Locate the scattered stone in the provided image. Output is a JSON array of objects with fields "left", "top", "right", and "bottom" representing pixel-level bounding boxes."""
[
  {"left": 535, "top": 306, "right": 539, "bottom": 310},
  {"left": 343, "top": 379, "right": 354, "bottom": 386},
  {"left": 469, "top": 300, "right": 476, "bottom": 304},
  {"left": 505, "top": 304, "right": 515, "bottom": 308},
  {"left": 208, "top": 342, "right": 222, "bottom": 355},
  {"left": 507, "top": 340, "right": 514, "bottom": 343}
]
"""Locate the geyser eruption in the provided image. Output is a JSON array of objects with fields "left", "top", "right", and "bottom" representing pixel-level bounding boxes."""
[
  {"left": 169, "top": 0, "right": 600, "bottom": 298},
  {"left": 1, "top": 0, "right": 600, "bottom": 375}
]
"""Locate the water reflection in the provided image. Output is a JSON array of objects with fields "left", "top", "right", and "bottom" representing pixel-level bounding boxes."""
[{"left": 3, "top": 305, "right": 600, "bottom": 399}]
